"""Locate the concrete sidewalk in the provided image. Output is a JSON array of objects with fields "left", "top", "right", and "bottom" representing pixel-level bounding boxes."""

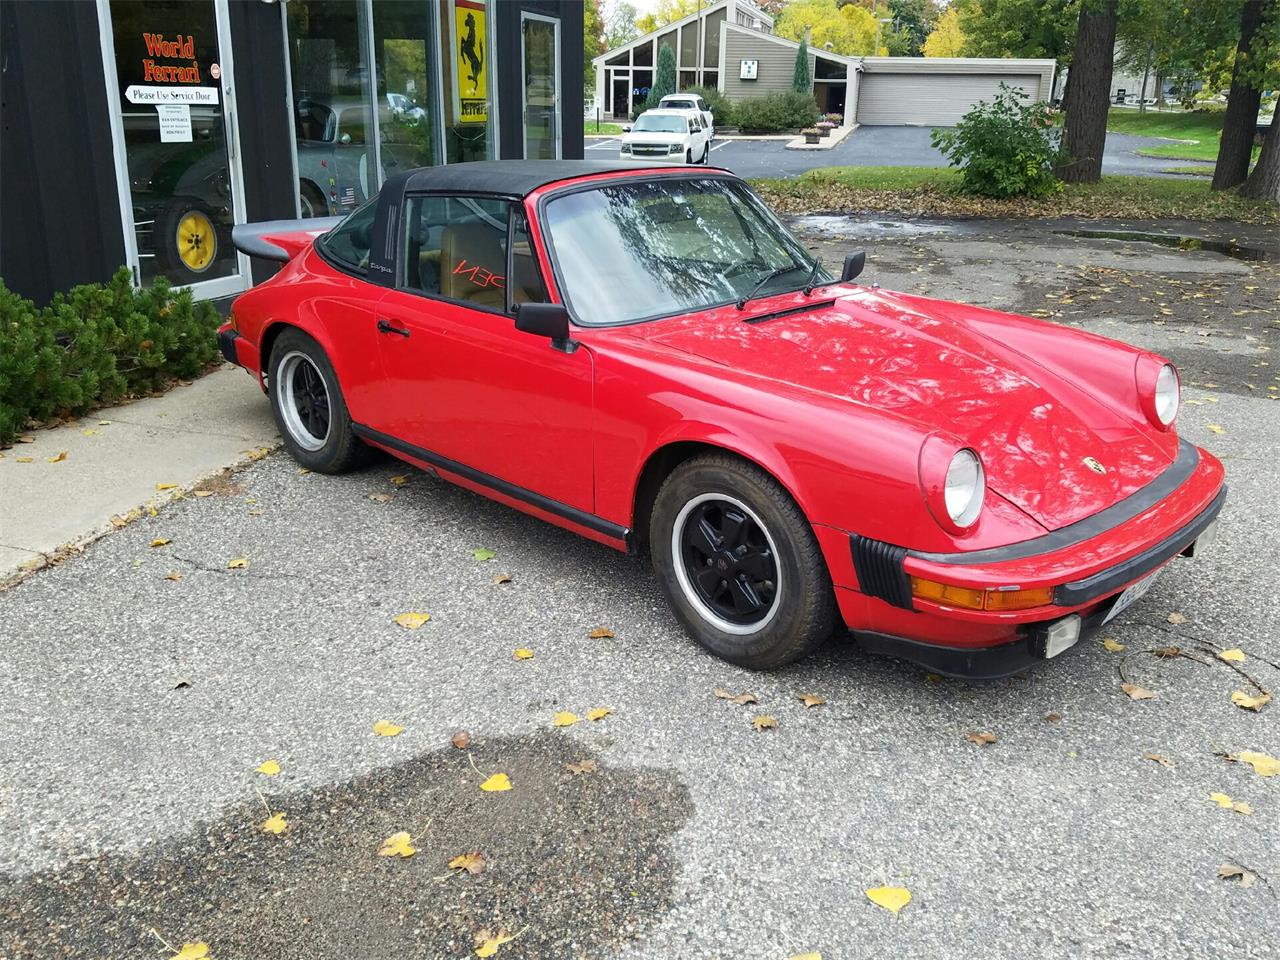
[{"left": 0, "top": 365, "right": 277, "bottom": 585}]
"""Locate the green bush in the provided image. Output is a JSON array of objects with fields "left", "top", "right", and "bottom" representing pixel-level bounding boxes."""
[
  {"left": 732, "top": 91, "right": 820, "bottom": 133},
  {"left": 0, "top": 268, "right": 221, "bottom": 445},
  {"left": 931, "top": 84, "right": 1063, "bottom": 199},
  {"left": 686, "top": 85, "right": 734, "bottom": 127}
]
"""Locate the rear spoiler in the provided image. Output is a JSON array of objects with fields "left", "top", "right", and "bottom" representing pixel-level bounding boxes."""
[{"left": 231, "top": 216, "right": 343, "bottom": 262}]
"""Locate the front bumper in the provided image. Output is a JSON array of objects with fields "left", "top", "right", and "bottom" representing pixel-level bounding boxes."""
[{"left": 839, "top": 439, "right": 1226, "bottom": 676}]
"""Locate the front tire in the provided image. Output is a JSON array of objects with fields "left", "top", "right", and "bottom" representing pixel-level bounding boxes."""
[
  {"left": 268, "top": 328, "right": 367, "bottom": 473},
  {"left": 685, "top": 148, "right": 693, "bottom": 164},
  {"left": 650, "top": 454, "right": 837, "bottom": 669}
]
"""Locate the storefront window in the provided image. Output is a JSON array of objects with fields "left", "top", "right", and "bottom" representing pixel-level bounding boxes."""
[
  {"left": 287, "top": 1, "right": 379, "bottom": 217},
  {"left": 521, "top": 14, "right": 560, "bottom": 159},
  {"left": 373, "top": 1, "right": 439, "bottom": 175},
  {"left": 440, "top": 0, "right": 496, "bottom": 163},
  {"left": 107, "top": 0, "right": 239, "bottom": 287}
]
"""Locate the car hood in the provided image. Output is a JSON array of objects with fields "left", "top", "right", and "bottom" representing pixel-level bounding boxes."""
[{"left": 629, "top": 289, "right": 1174, "bottom": 531}]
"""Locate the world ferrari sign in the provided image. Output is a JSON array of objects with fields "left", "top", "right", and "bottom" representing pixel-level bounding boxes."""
[{"left": 453, "top": 0, "right": 487, "bottom": 124}]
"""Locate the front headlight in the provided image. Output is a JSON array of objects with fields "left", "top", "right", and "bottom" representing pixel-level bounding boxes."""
[
  {"left": 944, "top": 449, "right": 985, "bottom": 528},
  {"left": 1154, "top": 363, "right": 1179, "bottom": 426}
]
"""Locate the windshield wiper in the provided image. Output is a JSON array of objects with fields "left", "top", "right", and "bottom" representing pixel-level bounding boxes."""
[
  {"left": 735, "top": 263, "right": 806, "bottom": 311},
  {"left": 801, "top": 255, "right": 825, "bottom": 296}
]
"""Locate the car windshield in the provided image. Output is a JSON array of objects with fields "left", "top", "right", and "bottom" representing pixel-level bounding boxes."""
[
  {"left": 633, "top": 115, "right": 686, "bottom": 133},
  {"left": 542, "top": 177, "right": 829, "bottom": 326},
  {"left": 663, "top": 99, "right": 696, "bottom": 109}
]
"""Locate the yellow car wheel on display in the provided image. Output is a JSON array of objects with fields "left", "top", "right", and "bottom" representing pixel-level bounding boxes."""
[{"left": 174, "top": 209, "right": 216, "bottom": 273}]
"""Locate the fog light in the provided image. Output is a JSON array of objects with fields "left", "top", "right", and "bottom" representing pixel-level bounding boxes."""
[{"left": 1041, "top": 615, "right": 1081, "bottom": 658}]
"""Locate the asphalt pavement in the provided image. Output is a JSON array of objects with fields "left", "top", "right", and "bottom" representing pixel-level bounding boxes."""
[
  {"left": 2, "top": 224, "right": 1277, "bottom": 959},
  {"left": 586, "top": 126, "right": 1206, "bottom": 179}
]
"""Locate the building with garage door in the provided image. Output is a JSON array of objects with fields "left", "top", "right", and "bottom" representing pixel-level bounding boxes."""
[
  {"left": 593, "top": 16, "right": 1054, "bottom": 129},
  {"left": 1, "top": 0, "right": 584, "bottom": 306}
]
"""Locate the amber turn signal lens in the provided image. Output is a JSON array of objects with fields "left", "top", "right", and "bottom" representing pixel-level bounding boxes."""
[{"left": 909, "top": 577, "right": 1053, "bottom": 612}]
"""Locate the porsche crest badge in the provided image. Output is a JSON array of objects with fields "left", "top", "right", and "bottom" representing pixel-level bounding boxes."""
[{"left": 1083, "top": 457, "right": 1106, "bottom": 475}]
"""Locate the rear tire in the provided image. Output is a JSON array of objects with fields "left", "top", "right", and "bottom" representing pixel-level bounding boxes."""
[
  {"left": 650, "top": 454, "right": 837, "bottom": 669},
  {"left": 268, "top": 328, "right": 367, "bottom": 473}
]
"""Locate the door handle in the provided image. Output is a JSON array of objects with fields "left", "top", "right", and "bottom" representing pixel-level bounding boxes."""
[{"left": 377, "top": 318, "right": 410, "bottom": 338}]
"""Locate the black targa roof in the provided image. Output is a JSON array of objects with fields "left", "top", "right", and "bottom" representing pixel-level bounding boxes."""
[{"left": 399, "top": 159, "right": 692, "bottom": 197}]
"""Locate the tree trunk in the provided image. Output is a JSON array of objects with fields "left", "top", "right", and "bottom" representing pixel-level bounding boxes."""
[
  {"left": 1241, "top": 115, "right": 1280, "bottom": 200},
  {"left": 1058, "top": 0, "right": 1119, "bottom": 184},
  {"left": 1212, "top": 0, "right": 1266, "bottom": 191}
]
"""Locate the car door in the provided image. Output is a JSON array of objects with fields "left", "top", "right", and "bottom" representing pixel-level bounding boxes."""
[{"left": 371, "top": 193, "right": 595, "bottom": 512}]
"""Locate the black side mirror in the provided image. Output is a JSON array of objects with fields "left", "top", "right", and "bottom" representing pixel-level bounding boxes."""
[
  {"left": 515, "top": 302, "right": 573, "bottom": 350},
  {"left": 841, "top": 251, "right": 866, "bottom": 283}
]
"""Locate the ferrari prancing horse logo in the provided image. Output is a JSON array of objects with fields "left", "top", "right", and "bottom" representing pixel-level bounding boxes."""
[{"left": 1083, "top": 457, "right": 1106, "bottom": 475}]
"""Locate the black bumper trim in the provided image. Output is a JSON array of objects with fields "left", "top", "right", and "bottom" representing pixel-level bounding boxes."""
[
  {"left": 218, "top": 328, "right": 240, "bottom": 367},
  {"left": 1053, "top": 487, "right": 1225, "bottom": 605},
  {"left": 850, "top": 535, "right": 912, "bottom": 609},
  {"left": 911, "top": 438, "right": 1201, "bottom": 566}
]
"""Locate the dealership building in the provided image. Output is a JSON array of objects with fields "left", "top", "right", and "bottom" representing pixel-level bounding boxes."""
[
  {"left": 592, "top": 0, "right": 1055, "bottom": 129},
  {"left": 0, "top": 0, "right": 584, "bottom": 305}
]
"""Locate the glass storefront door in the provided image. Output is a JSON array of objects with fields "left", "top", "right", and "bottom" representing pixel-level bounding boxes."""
[
  {"left": 100, "top": 0, "right": 247, "bottom": 297},
  {"left": 521, "top": 13, "right": 560, "bottom": 159}
]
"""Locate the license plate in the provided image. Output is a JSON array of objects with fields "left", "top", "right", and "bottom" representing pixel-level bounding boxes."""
[{"left": 1102, "top": 569, "right": 1162, "bottom": 625}]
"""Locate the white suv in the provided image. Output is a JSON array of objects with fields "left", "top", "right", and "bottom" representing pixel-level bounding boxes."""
[
  {"left": 620, "top": 109, "right": 712, "bottom": 164},
  {"left": 658, "top": 93, "right": 716, "bottom": 139}
]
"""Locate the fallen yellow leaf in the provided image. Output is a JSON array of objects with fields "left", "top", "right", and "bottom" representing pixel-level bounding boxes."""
[
  {"left": 170, "top": 942, "right": 210, "bottom": 960},
  {"left": 752, "top": 715, "right": 777, "bottom": 731},
  {"left": 81, "top": 429, "right": 97, "bottom": 437},
  {"left": 163, "top": 571, "right": 183, "bottom": 582},
  {"left": 789, "top": 954, "right": 822, "bottom": 960},
  {"left": 1102, "top": 637, "right": 1125, "bottom": 652},
  {"left": 1218, "top": 648, "right": 1246, "bottom": 663},
  {"left": 156, "top": 482, "right": 178, "bottom": 491},
  {"left": 566, "top": 758, "right": 599, "bottom": 775},
  {"left": 150, "top": 538, "right": 171, "bottom": 548},
  {"left": 260, "top": 812, "right": 287, "bottom": 835},
  {"left": 493, "top": 573, "right": 512, "bottom": 584},
  {"left": 1210, "top": 792, "right": 1233, "bottom": 808},
  {"left": 227, "top": 557, "right": 249, "bottom": 569},
  {"left": 390, "top": 474, "right": 410, "bottom": 486},
  {"left": 193, "top": 490, "right": 214, "bottom": 498},
  {"left": 1143, "top": 753, "right": 1173, "bottom": 768},
  {"left": 1121, "top": 683, "right": 1156, "bottom": 701},
  {"left": 966, "top": 731, "right": 997, "bottom": 746},
  {"left": 377, "top": 831, "right": 416, "bottom": 858},
  {"left": 1166, "top": 612, "right": 1187, "bottom": 625},
  {"left": 798, "top": 694, "right": 827, "bottom": 708},
  {"left": 480, "top": 772, "right": 512, "bottom": 792},
  {"left": 472, "top": 548, "right": 496, "bottom": 562},
  {"left": 1231, "top": 690, "right": 1270, "bottom": 712},
  {"left": 16, "top": 435, "right": 34, "bottom": 443},
  {"left": 256, "top": 760, "right": 280, "bottom": 776},
  {"left": 1219, "top": 863, "right": 1257, "bottom": 887},
  {"left": 14, "top": 457, "right": 33, "bottom": 463},
  {"left": 474, "top": 929, "right": 516, "bottom": 957},
  {"left": 513, "top": 648, "right": 534, "bottom": 660},
  {"left": 553, "top": 711, "right": 581, "bottom": 727},
  {"left": 373, "top": 720, "right": 404, "bottom": 737},
  {"left": 1207, "top": 424, "right": 1225, "bottom": 435},
  {"left": 47, "top": 451, "right": 67, "bottom": 463},
  {"left": 588, "top": 627, "right": 615, "bottom": 639},
  {"left": 1210, "top": 792, "right": 1253, "bottom": 815},
  {"left": 587, "top": 707, "right": 612, "bottom": 721},
  {"left": 393, "top": 611, "right": 431, "bottom": 630},
  {"left": 448, "top": 851, "right": 488, "bottom": 874},
  {"left": 866, "top": 885, "right": 911, "bottom": 915},
  {"left": 1231, "top": 751, "right": 1280, "bottom": 777}
]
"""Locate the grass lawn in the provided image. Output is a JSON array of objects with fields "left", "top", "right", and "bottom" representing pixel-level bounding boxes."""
[
  {"left": 1102, "top": 106, "right": 1263, "bottom": 165},
  {"left": 584, "top": 121, "right": 627, "bottom": 136},
  {"left": 1161, "top": 164, "right": 1217, "bottom": 177},
  {"left": 751, "top": 166, "right": 1279, "bottom": 224}
]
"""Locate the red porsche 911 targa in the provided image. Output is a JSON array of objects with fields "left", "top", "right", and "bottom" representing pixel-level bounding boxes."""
[{"left": 220, "top": 161, "right": 1225, "bottom": 677}]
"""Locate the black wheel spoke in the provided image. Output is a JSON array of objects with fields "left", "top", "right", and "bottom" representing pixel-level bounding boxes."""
[{"left": 678, "top": 498, "right": 779, "bottom": 628}]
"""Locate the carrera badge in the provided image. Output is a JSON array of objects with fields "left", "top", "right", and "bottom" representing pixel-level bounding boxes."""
[{"left": 1083, "top": 457, "right": 1106, "bottom": 475}]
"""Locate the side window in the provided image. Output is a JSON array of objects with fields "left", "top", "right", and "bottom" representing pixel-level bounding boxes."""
[
  {"left": 402, "top": 195, "right": 512, "bottom": 311},
  {"left": 317, "top": 200, "right": 378, "bottom": 273},
  {"left": 510, "top": 212, "right": 548, "bottom": 309}
]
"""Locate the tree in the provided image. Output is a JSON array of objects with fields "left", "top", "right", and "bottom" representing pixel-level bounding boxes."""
[
  {"left": 602, "top": 0, "right": 641, "bottom": 49},
  {"left": 923, "top": 6, "right": 965, "bottom": 56},
  {"left": 957, "top": 0, "right": 1079, "bottom": 97},
  {"left": 1058, "top": 0, "right": 1118, "bottom": 183},
  {"left": 776, "top": 0, "right": 880, "bottom": 56},
  {"left": 1215, "top": 1, "right": 1271, "bottom": 190},
  {"left": 645, "top": 42, "right": 677, "bottom": 111},
  {"left": 635, "top": 0, "right": 701, "bottom": 35},
  {"left": 886, "top": 0, "right": 942, "bottom": 56},
  {"left": 794, "top": 38, "right": 813, "bottom": 92},
  {"left": 584, "top": 0, "right": 605, "bottom": 91},
  {"left": 1240, "top": 3, "right": 1280, "bottom": 199}
]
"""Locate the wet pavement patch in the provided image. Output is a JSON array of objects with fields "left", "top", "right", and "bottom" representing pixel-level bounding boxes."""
[
  {"left": 0, "top": 734, "right": 691, "bottom": 959},
  {"left": 1051, "top": 228, "right": 1277, "bottom": 262}
]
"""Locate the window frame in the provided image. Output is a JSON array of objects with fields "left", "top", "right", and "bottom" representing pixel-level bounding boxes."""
[
  {"left": 394, "top": 190, "right": 547, "bottom": 319},
  {"left": 314, "top": 198, "right": 380, "bottom": 277}
]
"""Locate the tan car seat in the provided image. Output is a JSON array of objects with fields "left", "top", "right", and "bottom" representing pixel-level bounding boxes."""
[{"left": 440, "top": 223, "right": 507, "bottom": 310}]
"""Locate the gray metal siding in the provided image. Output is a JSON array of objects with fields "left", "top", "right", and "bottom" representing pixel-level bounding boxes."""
[
  {"left": 857, "top": 73, "right": 1041, "bottom": 125},
  {"left": 720, "top": 28, "right": 814, "bottom": 101}
]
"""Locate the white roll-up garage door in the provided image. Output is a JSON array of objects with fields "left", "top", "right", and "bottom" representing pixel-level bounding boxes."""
[{"left": 858, "top": 73, "right": 1040, "bottom": 126}]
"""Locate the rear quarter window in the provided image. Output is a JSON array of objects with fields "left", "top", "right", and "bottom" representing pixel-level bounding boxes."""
[{"left": 317, "top": 200, "right": 377, "bottom": 273}]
